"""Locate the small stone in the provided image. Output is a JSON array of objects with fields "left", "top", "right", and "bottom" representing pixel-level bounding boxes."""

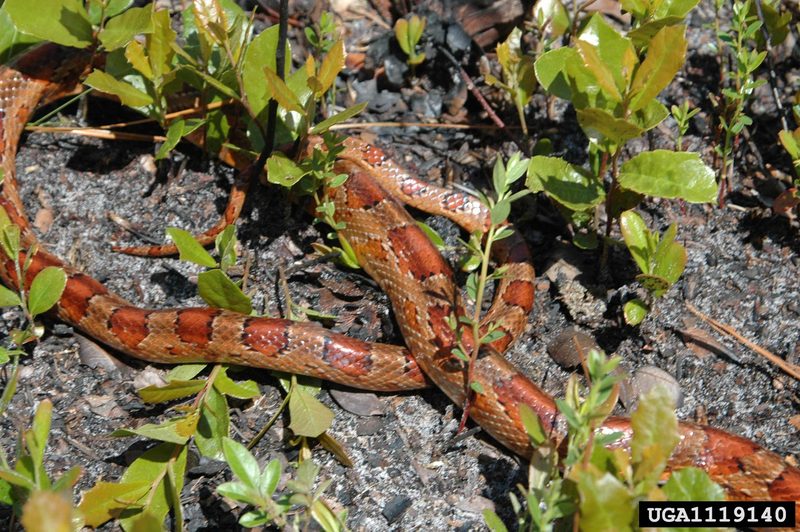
[
  {"left": 547, "top": 328, "right": 599, "bottom": 368},
  {"left": 628, "top": 366, "right": 683, "bottom": 410},
  {"left": 382, "top": 495, "right": 412, "bottom": 524}
]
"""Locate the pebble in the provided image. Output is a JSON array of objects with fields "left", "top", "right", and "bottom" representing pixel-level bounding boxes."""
[
  {"left": 546, "top": 327, "right": 599, "bottom": 368},
  {"left": 382, "top": 495, "right": 412, "bottom": 524},
  {"left": 626, "top": 366, "right": 683, "bottom": 410}
]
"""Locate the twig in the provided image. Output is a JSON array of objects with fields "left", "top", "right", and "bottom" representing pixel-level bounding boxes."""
[
  {"left": 438, "top": 48, "right": 507, "bottom": 132},
  {"left": 685, "top": 303, "right": 800, "bottom": 381},
  {"left": 24, "top": 126, "right": 166, "bottom": 143},
  {"left": 329, "top": 121, "right": 513, "bottom": 131}
]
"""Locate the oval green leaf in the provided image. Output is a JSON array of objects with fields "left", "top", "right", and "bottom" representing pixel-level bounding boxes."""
[
  {"left": 526, "top": 156, "right": 605, "bottom": 211},
  {"left": 618, "top": 150, "right": 717, "bottom": 204},
  {"left": 197, "top": 269, "right": 252, "bottom": 314},
  {"left": 288, "top": 387, "right": 334, "bottom": 438},
  {"left": 5, "top": 0, "right": 92, "bottom": 48},
  {"left": 28, "top": 266, "right": 67, "bottom": 317},
  {"left": 166, "top": 227, "right": 217, "bottom": 268},
  {"left": 84, "top": 70, "right": 154, "bottom": 108},
  {"left": 623, "top": 298, "right": 649, "bottom": 325}
]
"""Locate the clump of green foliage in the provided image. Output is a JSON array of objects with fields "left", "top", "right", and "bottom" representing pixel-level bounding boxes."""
[
  {"left": 484, "top": 350, "right": 724, "bottom": 531},
  {"left": 710, "top": 0, "right": 791, "bottom": 201},
  {"left": 0, "top": 201, "right": 67, "bottom": 413},
  {"left": 619, "top": 211, "right": 687, "bottom": 325},
  {"left": 0, "top": 400, "right": 83, "bottom": 530},
  {"left": 485, "top": 28, "right": 537, "bottom": 135},
  {"left": 524, "top": 1, "right": 714, "bottom": 322}
]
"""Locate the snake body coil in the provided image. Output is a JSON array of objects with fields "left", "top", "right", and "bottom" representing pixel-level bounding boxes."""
[{"left": 0, "top": 44, "right": 798, "bottom": 521}]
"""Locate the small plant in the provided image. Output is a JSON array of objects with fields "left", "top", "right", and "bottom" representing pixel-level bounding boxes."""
[
  {"left": 712, "top": 0, "right": 766, "bottom": 190},
  {"left": 484, "top": 350, "right": 723, "bottom": 530},
  {"left": 0, "top": 400, "right": 82, "bottom": 529},
  {"left": 532, "top": 7, "right": 716, "bottom": 243},
  {"left": 217, "top": 437, "right": 346, "bottom": 530},
  {"left": 670, "top": 101, "right": 700, "bottom": 151},
  {"left": 394, "top": 14, "right": 426, "bottom": 70},
  {"left": 485, "top": 28, "right": 537, "bottom": 135},
  {"left": 619, "top": 210, "right": 687, "bottom": 325},
  {"left": 447, "top": 154, "right": 530, "bottom": 426},
  {"left": 0, "top": 202, "right": 67, "bottom": 413}
]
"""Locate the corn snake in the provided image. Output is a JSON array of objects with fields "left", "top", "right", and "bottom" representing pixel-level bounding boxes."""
[{"left": 0, "top": 44, "right": 798, "bottom": 522}]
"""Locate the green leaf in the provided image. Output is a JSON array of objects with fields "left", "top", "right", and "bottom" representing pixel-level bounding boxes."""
[
  {"left": 258, "top": 459, "right": 282, "bottom": 496},
  {"left": 518, "top": 403, "right": 547, "bottom": 446},
  {"left": 221, "top": 437, "right": 260, "bottom": 489},
  {"left": 111, "top": 417, "right": 193, "bottom": 444},
  {"left": 87, "top": 0, "right": 132, "bottom": 23},
  {"left": 653, "top": 0, "right": 701, "bottom": 20},
  {"left": 618, "top": 150, "right": 717, "bottom": 203},
  {"left": 167, "top": 363, "right": 207, "bottom": 381},
  {"left": 264, "top": 66, "right": 303, "bottom": 113},
  {"left": 78, "top": 481, "right": 151, "bottom": 528},
  {"left": 214, "top": 368, "right": 260, "bottom": 400},
  {"left": 288, "top": 387, "right": 334, "bottom": 438},
  {"left": 0, "top": 5, "right": 41, "bottom": 63},
  {"left": 576, "top": 107, "right": 644, "bottom": 148},
  {"left": 5, "top": 0, "right": 92, "bottom": 48},
  {"left": 98, "top": 6, "right": 153, "bottom": 51},
  {"left": 631, "top": 385, "right": 679, "bottom": 490},
  {"left": 138, "top": 379, "right": 206, "bottom": 403},
  {"left": 628, "top": 25, "right": 687, "bottom": 112},
  {"left": 310, "top": 102, "right": 367, "bottom": 134},
  {"left": 146, "top": 8, "right": 176, "bottom": 81},
  {"left": 29, "top": 399, "right": 52, "bottom": 468},
  {"left": 1, "top": 222, "right": 21, "bottom": 260},
  {"left": 216, "top": 481, "right": 256, "bottom": 504},
  {"left": 241, "top": 25, "right": 288, "bottom": 119},
  {"left": 623, "top": 298, "right": 649, "bottom": 325},
  {"left": 84, "top": 70, "right": 154, "bottom": 108},
  {"left": 215, "top": 225, "right": 237, "bottom": 271},
  {"left": 578, "top": 15, "right": 637, "bottom": 98},
  {"left": 651, "top": 242, "right": 686, "bottom": 291},
  {"left": 195, "top": 385, "right": 229, "bottom": 460},
  {"left": 197, "top": 269, "right": 252, "bottom": 314},
  {"left": 155, "top": 118, "right": 204, "bottom": 160},
  {"left": 0, "top": 284, "right": 21, "bottom": 307},
  {"left": 27, "top": 266, "right": 67, "bottom": 318},
  {"left": 483, "top": 509, "right": 509, "bottom": 532},
  {"left": 267, "top": 152, "right": 309, "bottom": 187},
  {"left": 119, "top": 443, "right": 187, "bottom": 531},
  {"left": 636, "top": 273, "right": 671, "bottom": 296},
  {"left": 576, "top": 471, "right": 635, "bottom": 530},
  {"left": 309, "top": 39, "right": 344, "bottom": 96},
  {"left": 533, "top": 0, "right": 569, "bottom": 37},
  {"left": 662, "top": 467, "right": 725, "bottom": 501},
  {"left": 526, "top": 156, "right": 606, "bottom": 211},
  {"left": 166, "top": 227, "right": 217, "bottom": 268},
  {"left": 619, "top": 210, "right": 651, "bottom": 274}
]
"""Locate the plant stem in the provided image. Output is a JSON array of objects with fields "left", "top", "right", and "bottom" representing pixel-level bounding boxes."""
[{"left": 459, "top": 226, "right": 497, "bottom": 431}]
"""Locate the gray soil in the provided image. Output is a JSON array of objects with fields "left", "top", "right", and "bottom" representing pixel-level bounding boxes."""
[{"left": 1, "top": 1, "right": 799, "bottom": 531}]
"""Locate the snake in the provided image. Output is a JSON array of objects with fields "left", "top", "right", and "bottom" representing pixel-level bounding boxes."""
[{"left": 0, "top": 43, "right": 798, "bottom": 521}]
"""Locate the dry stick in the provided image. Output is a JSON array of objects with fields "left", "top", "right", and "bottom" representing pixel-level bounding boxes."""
[
  {"left": 329, "top": 121, "right": 508, "bottom": 131},
  {"left": 24, "top": 126, "right": 167, "bottom": 143},
  {"left": 685, "top": 302, "right": 800, "bottom": 381},
  {"left": 437, "top": 48, "right": 507, "bottom": 132}
]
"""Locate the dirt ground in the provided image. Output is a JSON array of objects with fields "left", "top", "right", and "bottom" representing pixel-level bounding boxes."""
[{"left": 1, "top": 1, "right": 799, "bottom": 530}]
